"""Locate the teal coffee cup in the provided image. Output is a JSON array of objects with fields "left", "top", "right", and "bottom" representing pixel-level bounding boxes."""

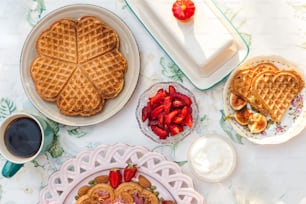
[{"left": 0, "top": 112, "right": 54, "bottom": 178}]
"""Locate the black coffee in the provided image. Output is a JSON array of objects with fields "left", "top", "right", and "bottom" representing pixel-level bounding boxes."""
[{"left": 4, "top": 117, "right": 42, "bottom": 158}]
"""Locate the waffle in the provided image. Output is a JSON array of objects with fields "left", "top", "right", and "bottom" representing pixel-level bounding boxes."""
[
  {"left": 251, "top": 70, "right": 305, "bottom": 122},
  {"left": 36, "top": 18, "right": 77, "bottom": 63},
  {"left": 76, "top": 183, "right": 115, "bottom": 204},
  {"left": 76, "top": 182, "right": 159, "bottom": 204},
  {"left": 114, "top": 182, "right": 159, "bottom": 204},
  {"left": 230, "top": 63, "right": 279, "bottom": 115},
  {"left": 30, "top": 56, "right": 76, "bottom": 101},
  {"left": 57, "top": 68, "right": 104, "bottom": 116},
  {"left": 77, "top": 16, "right": 119, "bottom": 64},
  {"left": 82, "top": 50, "right": 127, "bottom": 99},
  {"left": 30, "top": 16, "right": 127, "bottom": 117},
  {"left": 114, "top": 182, "right": 143, "bottom": 197}
]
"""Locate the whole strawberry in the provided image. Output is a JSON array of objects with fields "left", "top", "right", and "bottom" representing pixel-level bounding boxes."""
[
  {"left": 123, "top": 164, "right": 137, "bottom": 182},
  {"left": 109, "top": 168, "right": 122, "bottom": 188},
  {"left": 172, "top": 0, "right": 196, "bottom": 22}
]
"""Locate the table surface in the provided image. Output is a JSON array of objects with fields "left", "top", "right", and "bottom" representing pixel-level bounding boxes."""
[{"left": 0, "top": 0, "right": 306, "bottom": 203}]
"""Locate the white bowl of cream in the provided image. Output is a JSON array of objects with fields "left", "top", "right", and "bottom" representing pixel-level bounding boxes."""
[{"left": 188, "top": 134, "right": 237, "bottom": 182}]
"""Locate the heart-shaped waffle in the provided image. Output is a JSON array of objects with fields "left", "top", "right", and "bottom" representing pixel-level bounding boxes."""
[
  {"left": 77, "top": 16, "right": 119, "bottom": 63},
  {"left": 230, "top": 63, "right": 279, "bottom": 115},
  {"left": 76, "top": 182, "right": 159, "bottom": 204},
  {"left": 57, "top": 68, "right": 104, "bottom": 116},
  {"left": 30, "top": 16, "right": 127, "bottom": 116},
  {"left": 82, "top": 50, "right": 127, "bottom": 99},
  {"left": 251, "top": 70, "right": 305, "bottom": 122},
  {"left": 30, "top": 56, "right": 76, "bottom": 101},
  {"left": 36, "top": 18, "right": 77, "bottom": 63},
  {"left": 76, "top": 183, "right": 115, "bottom": 204},
  {"left": 114, "top": 182, "right": 159, "bottom": 204}
]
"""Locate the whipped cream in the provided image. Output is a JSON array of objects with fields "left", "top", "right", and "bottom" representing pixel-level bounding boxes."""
[{"left": 188, "top": 134, "right": 237, "bottom": 182}]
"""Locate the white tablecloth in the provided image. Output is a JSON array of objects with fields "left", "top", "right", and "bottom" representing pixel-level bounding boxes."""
[{"left": 0, "top": 0, "right": 306, "bottom": 203}]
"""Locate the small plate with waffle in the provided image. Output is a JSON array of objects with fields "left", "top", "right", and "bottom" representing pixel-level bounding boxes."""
[
  {"left": 20, "top": 4, "right": 140, "bottom": 126},
  {"left": 223, "top": 56, "right": 306, "bottom": 144}
]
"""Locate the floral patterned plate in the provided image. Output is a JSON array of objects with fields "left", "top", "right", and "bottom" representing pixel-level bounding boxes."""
[
  {"left": 20, "top": 4, "right": 140, "bottom": 126},
  {"left": 223, "top": 55, "right": 306, "bottom": 144},
  {"left": 39, "top": 143, "right": 204, "bottom": 204}
]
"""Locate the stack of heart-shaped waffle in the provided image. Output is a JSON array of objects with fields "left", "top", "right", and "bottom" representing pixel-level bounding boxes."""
[
  {"left": 230, "top": 63, "right": 305, "bottom": 123},
  {"left": 30, "top": 16, "right": 127, "bottom": 116},
  {"left": 76, "top": 182, "right": 159, "bottom": 204}
]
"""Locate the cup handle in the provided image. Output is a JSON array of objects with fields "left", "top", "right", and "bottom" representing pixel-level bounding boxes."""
[{"left": 2, "top": 161, "right": 24, "bottom": 178}]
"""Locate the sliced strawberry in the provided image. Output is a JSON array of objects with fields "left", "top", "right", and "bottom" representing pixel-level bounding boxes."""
[
  {"left": 165, "top": 110, "right": 179, "bottom": 125},
  {"left": 184, "top": 112, "right": 193, "bottom": 128},
  {"left": 171, "top": 92, "right": 192, "bottom": 106},
  {"left": 180, "top": 106, "right": 188, "bottom": 118},
  {"left": 169, "top": 124, "right": 184, "bottom": 136},
  {"left": 157, "top": 114, "right": 165, "bottom": 128},
  {"left": 168, "top": 85, "right": 177, "bottom": 95},
  {"left": 123, "top": 164, "right": 137, "bottom": 182},
  {"left": 173, "top": 116, "right": 184, "bottom": 124},
  {"left": 172, "top": 106, "right": 188, "bottom": 124},
  {"left": 148, "top": 119, "right": 159, "bottom": 127},
  {"left": 172, "top": 99, "right": 185, "bottom": 108},
  {"left": 141, "top": 106, "right": 150, "bottom": 122},
  {"left": 164, "top": 96, "right": 172, "bottom": 114},
  {"left": 151, "top": 126, "right": 168, "bottom": 139},
  {"left": 150, "top": 105, "right": 164, "bottom": 119},
  {"left": 149, "top": 115, "right": 164, "bottom": 128},
  {"left": 149, "top": 89, "right": 166, "bottom": 107},
  {"left": 141, "top": 84, "right": 194, "bottom": 140},
  {"left": 109, "top": 168, "right": 122, "bottom": 188}
]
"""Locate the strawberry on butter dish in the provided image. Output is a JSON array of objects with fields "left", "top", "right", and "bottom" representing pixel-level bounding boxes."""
[{"left": 172, "top": 0, "right": 196, "bottom": 22}]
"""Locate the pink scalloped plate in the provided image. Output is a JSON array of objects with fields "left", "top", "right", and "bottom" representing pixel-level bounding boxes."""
[{"left": 39, "top": 143, "right": 204, "bottom": 204}]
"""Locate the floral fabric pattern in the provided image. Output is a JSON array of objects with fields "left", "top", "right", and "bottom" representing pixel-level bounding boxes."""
[{"left": 0, "top": 0, "right": 305, "bottom": 204}]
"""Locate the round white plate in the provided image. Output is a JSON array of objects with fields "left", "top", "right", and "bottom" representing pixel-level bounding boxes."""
[
  {"left": 39, "top": 143, "right": 204, "bottom": 204},
  {"left": 223, "top": 55, "right": 306, "bottom": 144},
  {"left": 20, "top": 4, "right": 140, "bottom": 126}
]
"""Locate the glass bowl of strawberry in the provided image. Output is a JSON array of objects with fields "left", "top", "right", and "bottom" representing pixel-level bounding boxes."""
[{"left": 136, "top": 82, "right": 198, "bottom": 144}]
